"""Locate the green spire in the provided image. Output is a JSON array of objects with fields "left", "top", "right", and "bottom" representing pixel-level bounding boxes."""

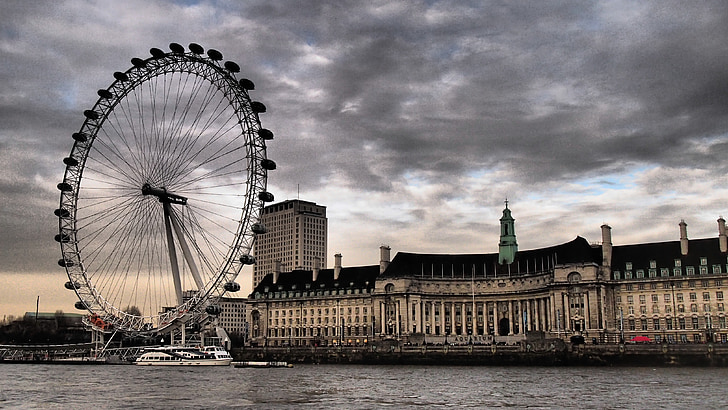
[{"left": 498, "top": 199, "right": 518, "bottom": 265}]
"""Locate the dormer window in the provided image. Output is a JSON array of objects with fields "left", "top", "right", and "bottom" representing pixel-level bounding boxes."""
[{"left": 625, "top": 262, "right": 633, "bottom": 270}]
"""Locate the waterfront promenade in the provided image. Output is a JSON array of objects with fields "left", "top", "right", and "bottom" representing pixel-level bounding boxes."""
[{"left": 234, "top": 341, "right": 728, "bottom": 367}]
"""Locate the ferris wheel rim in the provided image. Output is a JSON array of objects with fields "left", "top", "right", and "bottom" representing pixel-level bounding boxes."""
[{"left": 56, "top": 43, "right": 274, "bottom": 334}]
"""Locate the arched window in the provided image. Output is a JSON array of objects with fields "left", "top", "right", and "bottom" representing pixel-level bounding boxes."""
[{"left": 567, "top": 272, "right": 582, "bottom": 283}]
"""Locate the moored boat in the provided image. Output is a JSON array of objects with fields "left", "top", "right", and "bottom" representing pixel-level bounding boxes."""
[{"left": 135, "top": 345, "right": 232, "bottom": 366}]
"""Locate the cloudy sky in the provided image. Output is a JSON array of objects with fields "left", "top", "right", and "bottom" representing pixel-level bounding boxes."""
[{"left": 2, "top": 0, "right": 728, "bottom": 318}]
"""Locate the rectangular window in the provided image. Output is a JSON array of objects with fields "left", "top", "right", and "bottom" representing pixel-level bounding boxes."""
[
  {"left": 679, "top": 318, "right": 686, "bottom": 329},
  {"left": 629, "top": 319, "right": 636, "bottom": 331},
  {"left": 690, "top": 292, "right": 697, "bottom": 301},
  {"left": 627, "top": 296, "right": 634, "bottom": 304},
  {"left": 677, "top": 293, "right": 684, "bottom": 302},
  {"left": 661, "top": 268, "right": 669, "bottom": 277},
  {"left": 653, "top": 318, "right": 660, "bottom": 330},
  {"left": 639, "top": 295, "right": 646, "bottom": 304},
  {"left": 692, "top": 317, "right": 699, "bottom": 329},
  {"left": 641, "top": 319, "right": 648, "bottom": 331},
  {"left": 664, "top": 294, "right": 671, "bottom": 302},
  {"left": 686, "top": 266, "right": 695, "bottom": 276},
  {"left": 652, "top": 294, "right": 659, "bottom": 303},
  {"left": 703, "top": 292, "right": 711, "bottom": 301}
]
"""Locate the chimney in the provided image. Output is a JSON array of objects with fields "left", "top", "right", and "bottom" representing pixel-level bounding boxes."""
[
  {"left": 334, "top": 253, "right": 342, "bottom": 280},
  {"left": 719, "top": 217, "right": 727, "bottom": 253},
  {"left": 273, "top": 259, "right": 281, "bottom": 284},
  {"left": 313, "top": 256, "right": 320, "bottom": 282},
  {"left": 601, "top": 224, "right": 612, "bottom": 268},
  {"left": 379, "top": 245, "right": 391, "bottom": 274},
  {"left": 679, "top": 220, "right": 688, "bottom": 256}
]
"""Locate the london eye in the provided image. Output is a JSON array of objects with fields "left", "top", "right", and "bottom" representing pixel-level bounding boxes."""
[{"left": 56, "top": 43, "right": 276, "bottom": 335}]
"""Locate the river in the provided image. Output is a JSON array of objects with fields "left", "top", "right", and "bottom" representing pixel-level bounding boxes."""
[{"left": 0, "top": 364, "right": 724, "bottom": 409}]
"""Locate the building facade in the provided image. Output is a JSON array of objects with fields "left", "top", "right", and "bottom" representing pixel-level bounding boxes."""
[
  {"left": 253, "top": 200, "right": 327, "bottom": 287},
  {"left": 247, "top": 205, "right": 728, "bottom": 346},
  {"left": 217, "top": 297, "right": 248, "bottom": 342},
  {"left": 248, "top": 254, "right": 379, "bottom": 347}
]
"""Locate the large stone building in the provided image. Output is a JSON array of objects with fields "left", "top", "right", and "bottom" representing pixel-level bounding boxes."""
[
  {"left": 246, "top": 204, "right": 728, "bottom": 347},
  {"left": 253, "top": 200, "right": 328, "bottom": 287}
]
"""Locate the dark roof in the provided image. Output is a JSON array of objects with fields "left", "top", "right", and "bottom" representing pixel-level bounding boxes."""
[
  {"left": 611, "top": 237, "right": 727, "bottom": 271},
  {"left": 380, "top": 236, "right": 601, "bottom": 279},
  {"left": 250, "top": 265, "right": 380, "bottom": 296}
]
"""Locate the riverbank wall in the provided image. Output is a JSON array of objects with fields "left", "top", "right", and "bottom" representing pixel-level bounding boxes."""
[{"left": 232, "top": 341, "right": 728, "bottom": 367}]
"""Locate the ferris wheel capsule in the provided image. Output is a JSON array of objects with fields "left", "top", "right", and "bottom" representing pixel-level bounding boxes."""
[{"left": 224, "top": 282, "right": 241, "bottom": 292}]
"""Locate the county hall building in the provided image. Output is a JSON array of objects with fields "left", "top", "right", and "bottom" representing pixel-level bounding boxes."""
[{"left": 246, "top": 203, "right": 728, "bottom": 347}]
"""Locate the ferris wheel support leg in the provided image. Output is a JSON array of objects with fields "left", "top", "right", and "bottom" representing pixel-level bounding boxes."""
[
  {"left": 163, "top": 202, "right": 184, "bottom": 305},
  {"left": 168, "top": 207, "right": 205, "bottom": 291}
]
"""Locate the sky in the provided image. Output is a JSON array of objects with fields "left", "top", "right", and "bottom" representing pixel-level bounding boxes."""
[{"left": 2, "top": 0, "right": 728, "bottom": 319}]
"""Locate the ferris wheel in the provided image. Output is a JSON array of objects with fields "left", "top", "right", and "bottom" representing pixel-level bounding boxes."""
[{"left": 56, "top": 43, "right": 276, "bottom": 334}]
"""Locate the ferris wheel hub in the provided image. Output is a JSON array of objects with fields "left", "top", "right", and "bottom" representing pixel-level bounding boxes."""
[{"left": 141, "top": 183, "right": 188, "bottom": 205}]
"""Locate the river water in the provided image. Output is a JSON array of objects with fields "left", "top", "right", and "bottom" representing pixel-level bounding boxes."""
[{"left": 0, "top": 364, "right": 724, "bottom": 409}]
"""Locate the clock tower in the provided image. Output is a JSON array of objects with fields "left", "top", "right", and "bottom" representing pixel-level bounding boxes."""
[{"left": 498, "top": 200, "right": 518, "bottom": 265}]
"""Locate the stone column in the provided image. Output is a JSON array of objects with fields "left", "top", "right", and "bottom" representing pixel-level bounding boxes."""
[
  {"left": 538, "top": 298, "right": 546, "bottom": 331},
  {"left": 395, "top": 300, "right": 401, "bottom": 336},
  {"left": 450, "top": 302, "right": 456, "bottom": 335},
  {"left": 508, "top": 300, "right": 514, "bottom": 335}
]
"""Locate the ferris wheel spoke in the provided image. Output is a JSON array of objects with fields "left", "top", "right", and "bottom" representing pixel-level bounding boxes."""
[
  {"left": 105, "top": 97, "right": 147, "bottom": 177},
  {"left": 178, "top": 208, "right": 228, "bottom": 281}
]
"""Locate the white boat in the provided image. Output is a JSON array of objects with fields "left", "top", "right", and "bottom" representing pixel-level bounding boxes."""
[{"left": 135, "top": 345, "right": 232, "bottom": 366}]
